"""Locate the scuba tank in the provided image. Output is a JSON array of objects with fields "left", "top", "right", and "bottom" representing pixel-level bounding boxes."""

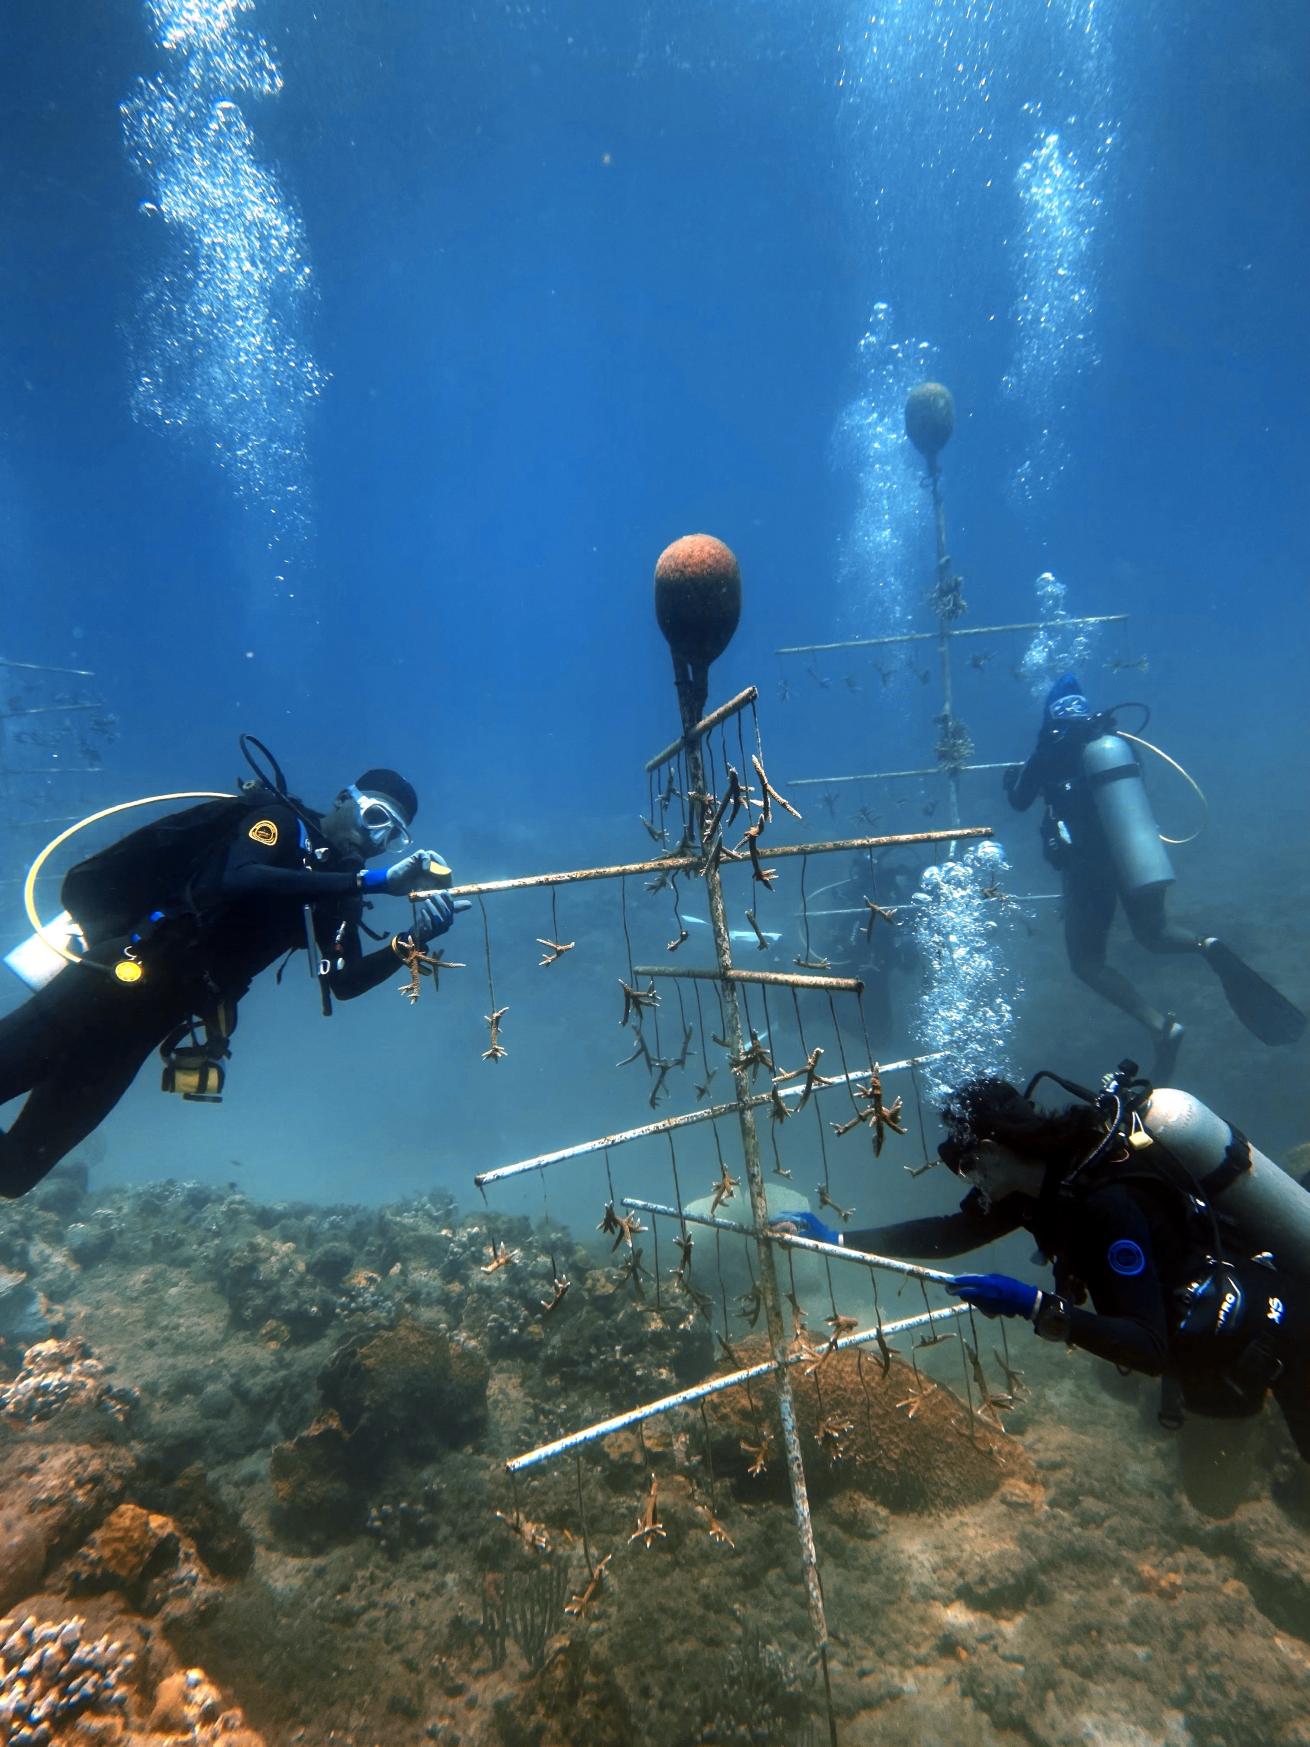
[
  {"left": 1143, "top": 1088, "right": 1310, "bottom": 1283},
  {"left": 1081, "top": 732, "right": 1175, "bottom": 895}
]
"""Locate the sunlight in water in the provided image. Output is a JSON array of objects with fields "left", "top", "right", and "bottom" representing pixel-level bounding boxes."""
[{"left": 121, "top": 0, "right": 326, "bottom": 538}]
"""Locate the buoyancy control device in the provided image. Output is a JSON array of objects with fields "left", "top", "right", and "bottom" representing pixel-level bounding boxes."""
[{"left": 1081, "top": 732, "right": 1176, "bottom": 895}]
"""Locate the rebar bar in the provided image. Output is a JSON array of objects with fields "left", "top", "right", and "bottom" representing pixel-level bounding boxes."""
[
  {"left": 416, "top": 827, "right": 990, "bottom": 903},
  {"left": 644, "top": 685, "right": 759, "bottom": 772},
  {"left": 505, "top": 1301, "right": 967, "bottom": 1474},
  {"left": 632, "top": 964, "right": 864, "bottom": 994}
]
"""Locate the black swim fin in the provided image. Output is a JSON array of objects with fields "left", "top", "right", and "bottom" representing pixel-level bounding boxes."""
[{"left": 1201, "top": 938, "right": 1307, "bottom": 1047}]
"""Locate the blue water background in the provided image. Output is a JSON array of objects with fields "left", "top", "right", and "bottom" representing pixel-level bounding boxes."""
[{"left": 1, "top": 1, "right": 1306, "bottom": 1233}]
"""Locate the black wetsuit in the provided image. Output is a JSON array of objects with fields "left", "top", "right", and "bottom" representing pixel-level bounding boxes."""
[
  {"left": 848, "top": 1180, "right": 1310, "bottom": 1457},
  {"left": 1007, "top": 720, "right": 1205, "bottom": 1036},
  {"left": 0, "top": 796, "right": 401, "bottom": 1198}
]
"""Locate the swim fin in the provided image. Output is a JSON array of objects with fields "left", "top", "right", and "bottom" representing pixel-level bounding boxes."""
[{"left": 1200, "top": 938, "right": 1307, "bottom": 1047}]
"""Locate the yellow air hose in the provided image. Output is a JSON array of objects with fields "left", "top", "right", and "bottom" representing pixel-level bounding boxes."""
[
  {"left": 23, "top": 792, "right": 237, "bottom": 969},
  {"left": 1117, "top": 732, "right": 1209, "bottom": 846}
]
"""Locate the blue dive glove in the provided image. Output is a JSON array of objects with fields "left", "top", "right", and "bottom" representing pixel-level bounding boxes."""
[
  {"left": 946, "top": 1273, "right": 1040, "bottom": 1320},
  {"left": 768, "top": 1211, "right": 840, "bottom": 1247},
  {"left": 409, "top": 894, "right": 472, "bottom": 945},
  {"left": 361, "top": 849, "right": 446, "bottom": 897}
]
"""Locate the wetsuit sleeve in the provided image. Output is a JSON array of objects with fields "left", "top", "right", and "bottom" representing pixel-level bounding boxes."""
[
  {"left": 1047, "top": 1187, "right": 1171, "bottom": 1374},
  {"left": 316, "top": 912, "right": 411, "bottom": 1002},
  {"left": 845, "top": 1189, "right": 1026, "bottom": 1260},
  {"left": 215, "top": 803, "right": 359, "bottom": 899},
  {"left": 1007, "top": 730, "right": 1057, "bottom": 812}
]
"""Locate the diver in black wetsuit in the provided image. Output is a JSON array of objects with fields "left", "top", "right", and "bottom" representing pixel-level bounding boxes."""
[
  {"left": 775, "top": 1073, "right": 1310, "bottom": 1460},
  {"left": 1006, "top": 674, "right": 1303, "bottom": 1074},
  {"left": 0, "top": 764, "right": 467, "bottom": 1199}
]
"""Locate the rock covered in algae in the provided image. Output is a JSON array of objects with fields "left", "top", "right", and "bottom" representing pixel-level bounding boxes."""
[
  {"left": 705, "top": 1342, "right": 1037, "bottom": 1513},
  {"left": 319, "top": 1314, "right": 489, "bottom": 1454}
]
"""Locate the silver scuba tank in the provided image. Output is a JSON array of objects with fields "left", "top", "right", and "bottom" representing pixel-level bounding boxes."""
[
  {"left": 1144, "top": 1088, "right": 1310, "bottom": 1281},
  {"left": 1081, "top": 732, "right": 1175, "bottom": 895}
]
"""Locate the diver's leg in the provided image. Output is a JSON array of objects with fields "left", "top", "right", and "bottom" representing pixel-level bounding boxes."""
[
  {"left": 0, "top": 1000, "right": 170, "bottom": 1197},
  {"left": 1063, "top": 869, "right": 1168, "bottom": 1032},
  {"left": 0, "top": 972, "right": 98, "bottom": 1106},
  {"left": 1064, "top": 868, "right": 1182, "bottom": 1073},
  {"left": 1123, "top": 887, "right": 1205, "bottom": 956}
]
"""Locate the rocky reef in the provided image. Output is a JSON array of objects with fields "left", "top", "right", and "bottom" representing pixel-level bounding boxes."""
[{"left": 1, "top": 1163, "right": 1309, "bottom": 1746}]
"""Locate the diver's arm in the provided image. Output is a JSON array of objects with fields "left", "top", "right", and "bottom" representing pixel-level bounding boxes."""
[
  {"left": 221, "top": 862, "right": 359, "bottom": 899},
  {"left": 318, "top": 914, "right": 406, "bottom": 1001},
  {"left": 845, "top": 1191, "right": 1025, "bottom": 1260},
  {"left": 212, "top": 805, "right": 361, "bottom": 900},
  {"left": 1005, "top": 733, "right": 1055, "bottom": 812}
]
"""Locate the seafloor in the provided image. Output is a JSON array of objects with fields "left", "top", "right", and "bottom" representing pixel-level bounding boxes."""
[{"left": 3, "top": 1165, "right": 1310, "bottom": 1747}]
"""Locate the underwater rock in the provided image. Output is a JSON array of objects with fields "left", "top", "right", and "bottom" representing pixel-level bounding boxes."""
[
  {"left": 29, "top": 1160, "right": 87, "bottom": 1219},
  {"left": 214, "top": 1234, "right": 336, "bottom": 1341},
  {"left": 0, "top": 1337, "right": 136, "bottom": 1428},
  {"left": 318, "top": 1315, "right": 489, "bottom": 1458},
  {"left": 0, "top": 1510, "right": 47, "bottom": 1612},
  {"left": 0, "top": 1265, "right": 52, "bottom": 1352},
  {"left": 149, "top": 1665, "right": 266, "bottom": 1745},
  {"left": 704, "top": 1344, "right": 1036, "bottom": 1512},
  {"left": 64, "top": 1215, "right": 116, "bottom": 1268},
  {"left": 146, "top": 1463, "right": 255, "bottom": 1579},
  {"left": 268, "top": 1409, "right": 361, "bottom": 1546},
  {"left": 62, "top": 1501, "right": 216, "bottom": 1622}
]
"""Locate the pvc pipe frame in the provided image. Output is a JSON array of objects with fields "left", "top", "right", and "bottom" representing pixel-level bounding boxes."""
[
  {"left": 775, "top": 612, "right": 1128, "bottom": 657},
  {"left": 472, "top": 1051, "right": 944, "bottom": 1188},
  {"left": 621, "top": 1198, "right": 957, "bottom": 1286},
  {"left": 505, "top": 1300, "right": 969, "bottom": 1474}
]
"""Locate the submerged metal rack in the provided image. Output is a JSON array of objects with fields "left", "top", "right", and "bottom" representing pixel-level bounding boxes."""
[
  {"left": 461, "top": 536, "right": 1012, "bottom": 1744},
  {"left": 777, "top": 383, "right": 1132, "bottom": 852}
]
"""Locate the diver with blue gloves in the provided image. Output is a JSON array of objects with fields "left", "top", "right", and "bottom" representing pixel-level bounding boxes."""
[
  {"left": 0, "top": 746, "right": 469, "bottom": 1199},
  {"left": 773, "top": 1066, "right": 1310, "bottom": 1460},
  {"left": 1004, "top": 674, "right": 1303, "bottom": 1075}
]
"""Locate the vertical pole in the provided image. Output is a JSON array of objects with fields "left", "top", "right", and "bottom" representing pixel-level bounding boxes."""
[
  {"left": 679, "top": 693, "right": 838, "bottom": 1742},
  {"left": 929, "top": 465, "right": 962, "bottom": 851}
]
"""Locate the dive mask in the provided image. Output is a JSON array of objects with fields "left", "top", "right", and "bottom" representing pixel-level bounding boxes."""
[{"left": 347, "top": 784, "right": 412, "bottom": 852}]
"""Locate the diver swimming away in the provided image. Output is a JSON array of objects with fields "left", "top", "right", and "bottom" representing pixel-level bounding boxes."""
[
  {"left": 1004, "top": 673, "right": 1304, "bottom": 1075},
  {"left": 775, "top": 1062, "right": 1310, "bottom": 1459},
  {"left": 0, "top": 739, "right": 469, "bottom": 1199}
]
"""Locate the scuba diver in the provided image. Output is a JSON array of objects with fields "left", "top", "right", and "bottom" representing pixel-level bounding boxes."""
[
  {"left": 0, "top": 742, "right": 468, "bottom": 1199},
  {"left": 775, "top": 1063, "right": 1310, "bottom": 1459},
  {"left": 1005, "top": 673, "right": 1304, "bottom": 1075}
]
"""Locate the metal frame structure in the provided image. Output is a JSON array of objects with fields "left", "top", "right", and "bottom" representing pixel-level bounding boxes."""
[{"left": 470, "top": 657, "right": 997, "bottom": 1743}]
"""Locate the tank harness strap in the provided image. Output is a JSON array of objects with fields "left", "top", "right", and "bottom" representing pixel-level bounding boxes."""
[{"left": 1197, "top": 1125, "right": 1253, "bottom": 1200}]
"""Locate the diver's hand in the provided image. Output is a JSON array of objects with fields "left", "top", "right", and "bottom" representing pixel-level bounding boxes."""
[
  {"left": 408, "top": 895, "right": 472, "bottom": 945},
  {"left": 1002, "top": 766, "right": 1020, "bottom": 798},
  {"left": 360, "top": 849, "right": 442, "bottom": 896},
  {"left": 946, "top": 1272, "right": 1039, "bottom": 1320},
  {"left": 768, "top": 1211, "right": 840, "bottom": 1247}
]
